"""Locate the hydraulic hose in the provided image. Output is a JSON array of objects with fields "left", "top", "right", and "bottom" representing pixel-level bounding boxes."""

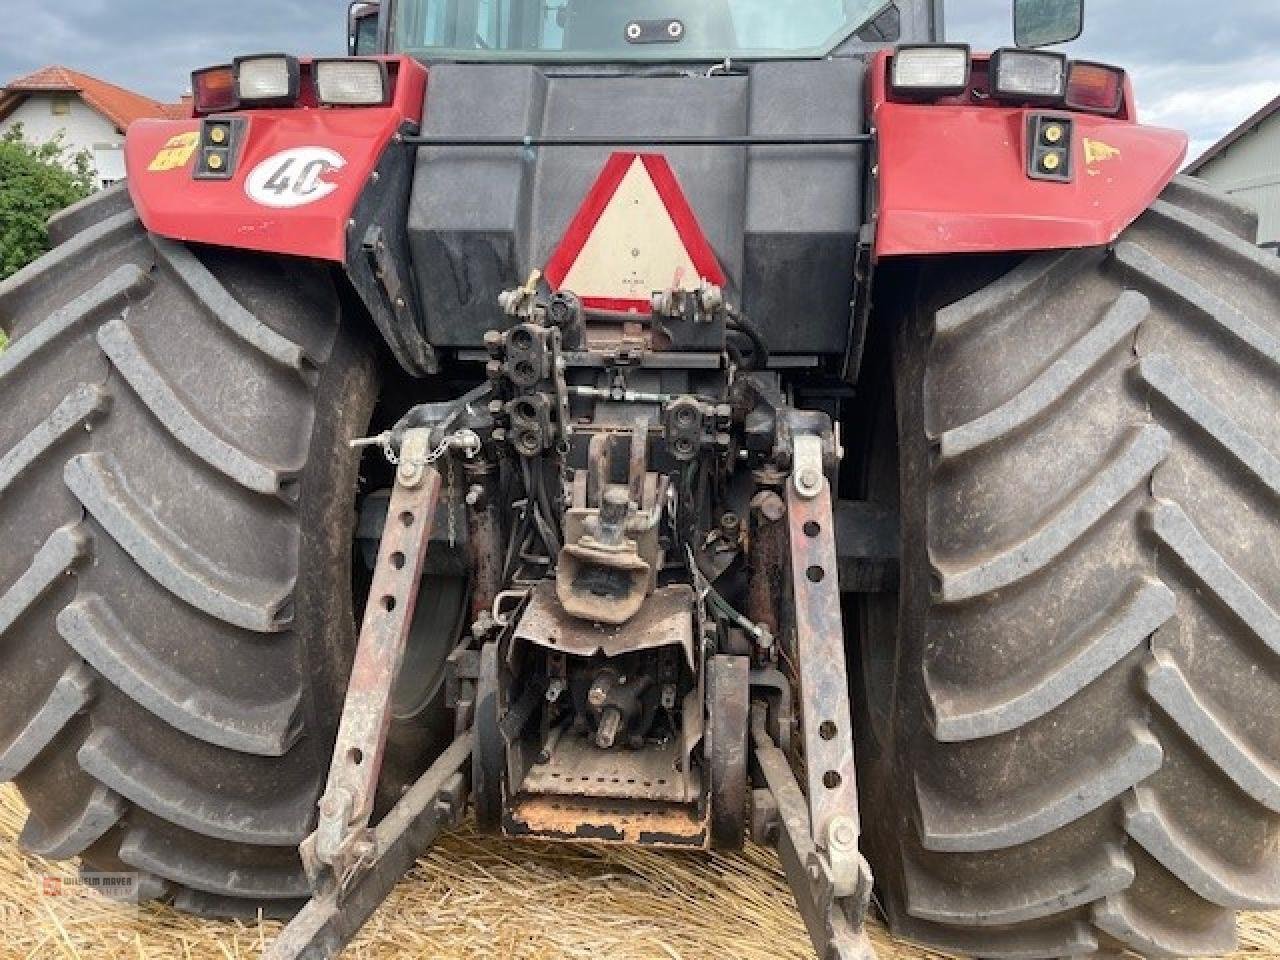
[{"left": 726, "top": 315, "right": 769, "bottom": 370}]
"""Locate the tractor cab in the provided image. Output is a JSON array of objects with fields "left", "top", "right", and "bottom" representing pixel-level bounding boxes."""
[{"left": 350, "top": 0, "right": 1087, "bottom": 61}]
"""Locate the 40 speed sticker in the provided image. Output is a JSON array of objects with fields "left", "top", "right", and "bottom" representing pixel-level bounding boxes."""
[{"left": 245, "top": 147, "right": 347, "bottom": 208}]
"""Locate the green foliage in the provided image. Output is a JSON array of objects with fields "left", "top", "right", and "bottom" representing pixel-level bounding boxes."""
[{"left": 0, "top": 123, "right": 95, "bottom": 282}]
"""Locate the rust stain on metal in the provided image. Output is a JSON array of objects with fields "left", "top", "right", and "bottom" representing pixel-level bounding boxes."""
[
  {"left": 515, "top": 581, "right": 695, "bottom": 665},
  {"left": 507, "top": 796, "right": 707, "bottom": 848},
  {"left": 748, "top": 490, "right": 787, "bottom": 638},
  {"left": 786, "top": 479, "right": 860, "bottom": 846},
  {"left": 521, "top": 734, "right": 699, "bottom": 803},
  {"left": 464, "top": 462, "right": 503, "bottom": 619},
  {"left": 323, "top": 457, "right": 443, "bottom": 832}
]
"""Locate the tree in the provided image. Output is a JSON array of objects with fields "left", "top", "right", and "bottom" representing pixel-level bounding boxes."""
[{"left": 0, "top": 124, "right": 95, "bottom": 283}]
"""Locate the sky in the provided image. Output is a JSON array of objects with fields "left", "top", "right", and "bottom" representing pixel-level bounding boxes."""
[{"left": 0, "top": 1, "right": 1277, "bottom": 164}]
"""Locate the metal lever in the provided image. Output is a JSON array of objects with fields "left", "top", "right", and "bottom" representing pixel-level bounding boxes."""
[
  {"left": 309, "top": 427, "right": 443, "bottom": 882},
  {"left": 349, "top": 432, "right": 392, "bottom": 450},
  {"left": 750, "top": 706, "right": 876, "bottom": 960},
  {"left": 786, "top": 445, "right": 863, "bottom": 897},
  {"left": 265, "top": 733, "right": 473, "bottom": 960}
]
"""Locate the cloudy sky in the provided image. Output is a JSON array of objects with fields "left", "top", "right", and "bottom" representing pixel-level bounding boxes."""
[{"left": 1, "top": 1, "right": 1277, "bottom": 163}]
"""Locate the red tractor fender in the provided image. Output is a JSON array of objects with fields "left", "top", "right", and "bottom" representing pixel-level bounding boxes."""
[
  {"left": 869, "top": 50, "right": 1188, "bottom": 258},
  {"left": 125, "top": 57, "right": 427, "bottom": 263}
]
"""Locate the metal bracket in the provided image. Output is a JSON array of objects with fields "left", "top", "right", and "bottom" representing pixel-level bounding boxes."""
[
  {"left": 265, "top": 733, "right": 473, "bottom": 960},
  {"left": 362, "top": 223, "right": 439, "bottom": 376},
  {"left": 792, "top": 434, "right": 825, "bottom": 499},
  {"left": 751, "top": 707, "right": 876, "bottom": 960},
  {"left": 309, "top": 428, "right": 443, "bottom": 880},
  {"left": 786, "top": 462, "right": 864, "bottom": 898}
]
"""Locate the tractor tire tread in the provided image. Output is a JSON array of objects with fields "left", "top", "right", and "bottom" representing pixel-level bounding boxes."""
[
  {"left": 868, "top": 175, "right": 1280, "bottom": 958},
  {"left": 0, "top": 204, "right": 373, "bottom": 915}
]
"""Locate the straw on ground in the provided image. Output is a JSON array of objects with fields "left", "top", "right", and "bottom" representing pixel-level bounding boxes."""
[{"left": 1, "top": 785, "right": 1277, "bottom": 959}]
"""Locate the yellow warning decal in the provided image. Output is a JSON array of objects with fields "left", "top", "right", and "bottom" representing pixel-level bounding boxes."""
[
  {"left": 1083, "top": 138, "right": 1121, "bottom": 168},
  {"left": 148, "top": 132, "right": 200, "bottom": 172}
]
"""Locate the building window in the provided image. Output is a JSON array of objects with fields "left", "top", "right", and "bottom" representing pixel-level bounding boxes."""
[
  {"left": 51, "top": 96, "right": 71, "bottom": 116},
  {"left": 1263, "top": 242, "right": 1280, "bottom": 258}
]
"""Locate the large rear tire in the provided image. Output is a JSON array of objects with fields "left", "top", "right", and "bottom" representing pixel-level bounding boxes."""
[
  {"left": 859, "top": 177, "right": 1280, "bottom": 958},
  {"left": 0, "top": 188, "right": 444, "bottom": 916}
]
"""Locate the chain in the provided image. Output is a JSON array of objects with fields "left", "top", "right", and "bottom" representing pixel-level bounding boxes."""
[
  {"left": 375, "top": 429, "right": 475, "bottom": 550},
  {"left": 382, "top": 432, "right": 451, "bottom": 468},
  {"left": 446, "top": 457, "right": 459, "bottom": 549}
]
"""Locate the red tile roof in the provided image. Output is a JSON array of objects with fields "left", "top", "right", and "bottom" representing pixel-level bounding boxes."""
[{"left": 0, "top": 65, "right": 185, "bottom": 132}]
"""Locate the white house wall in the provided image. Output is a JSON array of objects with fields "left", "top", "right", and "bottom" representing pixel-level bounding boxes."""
[
  {"left": 1194, "top": 110, "right": 1280, "bottom": 249},
  {"left": 0, "top": 92, "right": 125, "bottom": 189}
]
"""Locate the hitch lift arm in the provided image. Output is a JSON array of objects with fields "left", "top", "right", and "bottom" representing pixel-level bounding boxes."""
[
  {"left": 263, "top": 735, "right": 472, "bottom": 960},
  {"left": 311, "top": 428, "right": 444, "bottom": 879},
  {"left": 749, "top": 432, "right": 877, "bottom": 960},
  {"left": 265, "top": 427, "right": 475, "bottom": 960},
  {"left": 264, "top": 427, "right": 878, "bottom": 960},
  {"left": 751, "top": 706, "right": 875, "bottom": 960}
]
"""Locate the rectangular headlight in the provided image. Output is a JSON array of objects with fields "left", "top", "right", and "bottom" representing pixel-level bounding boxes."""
[
  {"left": 891, "top": 45, "right": 971, "bottom": 97},
  {"left": 991, "top": 49, "right": 1067, "bottom": 100},
  {"left": 315, "top": 59, "right": 389, "bottom": 106},
  {"left": 234, "top": 54, "right": 300, "bottom": 105}
]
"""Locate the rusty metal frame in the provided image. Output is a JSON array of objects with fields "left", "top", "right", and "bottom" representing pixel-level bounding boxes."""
[
  {"left": 265, "top": 734, "right": 472, "bottom": 960},
  {"left": 785, "top": 467, "right": 863, "bottom": 895},
  {"left": 707, "top": 654, "right": 749, "bottom": 850},
  {"left": 750, "top": 707, "right": 875, "bottom": 960},
  {"left": 313, "top": 428, "right": 443, "bottom": 873}
]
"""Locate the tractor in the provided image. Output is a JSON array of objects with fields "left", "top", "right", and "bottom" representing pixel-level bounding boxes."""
[{"left": 2, "top": 0, "right": 1278, "bottom": 957}]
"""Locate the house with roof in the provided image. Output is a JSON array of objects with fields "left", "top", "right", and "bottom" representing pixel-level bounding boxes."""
[
  {"left": 0, "top": 66, "right": 186, "bottom": 190},
  {"left": 1186, "top": 94, "right": 1280, "bottom": 255}
]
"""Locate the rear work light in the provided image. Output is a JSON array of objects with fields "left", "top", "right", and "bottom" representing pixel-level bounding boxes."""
[
  {"left": 234, "top": 54, "right": 301, "bottom": 106},
  {"left": 891, "top": 45, "right": 971, "bottom": 97},
  {"left": 990, "top": 48, "right": 1067, "bottom": 100},
  {"left": 314, "top": 59, "right": 390, "bottom": 106},
  {"left": 1066, "top": 61, "right": 1125, "bottom": 114},
  {"left": 192, "top": 65, "right": 237, "bottom": 114}
]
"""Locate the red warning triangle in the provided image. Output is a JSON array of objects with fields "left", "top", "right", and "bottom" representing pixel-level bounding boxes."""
[{"left": 545, "top": 153, "right": 726, "bottom": 312}]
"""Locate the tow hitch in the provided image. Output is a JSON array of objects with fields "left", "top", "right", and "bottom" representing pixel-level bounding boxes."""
[{"left": 263, "top": 298, "right": 880, "bottom": 960}]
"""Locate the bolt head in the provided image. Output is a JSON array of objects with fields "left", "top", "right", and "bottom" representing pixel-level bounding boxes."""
[
  {"left": 758, "top": 493, "right": 786, "bottom": 523},
  {"left": 828, "top": 815, "right": 858, "bottom": 851},
  {"left": 796, "top": 467, "right": 822, "bottom": 495}
]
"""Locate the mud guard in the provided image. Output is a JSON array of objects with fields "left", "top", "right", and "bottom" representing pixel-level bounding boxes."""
[
  {"left": 123, "top": 56, "right": 436, "bottom": 374},
  {"left": 869, "top": 51, "right": 1188, "bottom": 257},
  {"left": 123, "top": 57, "right": 425, "bottom": 262}
]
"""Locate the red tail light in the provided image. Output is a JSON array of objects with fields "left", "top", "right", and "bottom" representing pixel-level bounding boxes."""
[
  {"left": 192, "top": 66, "right": 237, "bottom": 114},
  {"left": 1066, "top": 62, "right": 1125, "bottom": 114}
]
